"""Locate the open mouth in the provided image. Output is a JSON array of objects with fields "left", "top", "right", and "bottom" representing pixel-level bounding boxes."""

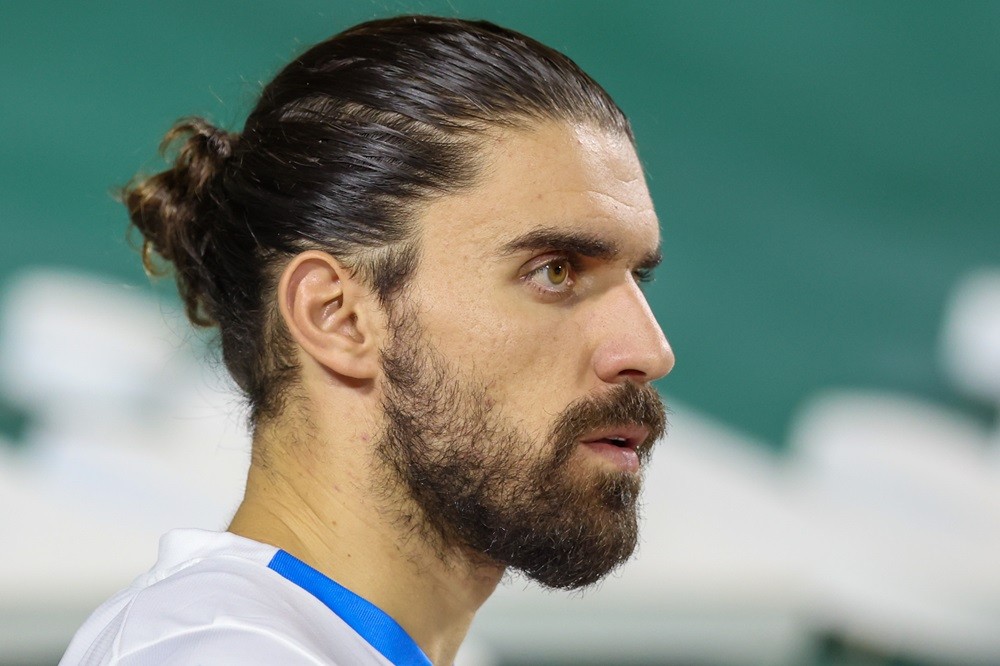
[
  {"left": 592, "top": 436, "right": 632, "bottom": 449},
  {"left": 579, "top": 425, "right": 650, "bottom": 452},
  {"left": 577, "top": 426, "right": 649, "bottom": 473}
]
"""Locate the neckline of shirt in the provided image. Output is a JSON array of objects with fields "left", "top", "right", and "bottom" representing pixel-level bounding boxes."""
[{"left": 268, "top": 549, "right": 432, "bottom": 666}]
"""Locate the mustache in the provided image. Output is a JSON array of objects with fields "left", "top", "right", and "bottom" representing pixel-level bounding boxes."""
[{"left": 548, "top": 382, "right": 668, "bottom": 467}]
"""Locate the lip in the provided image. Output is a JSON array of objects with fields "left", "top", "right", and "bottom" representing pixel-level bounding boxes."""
[{"left": 579, "top": 424, "right": 651, "bottom": 451}]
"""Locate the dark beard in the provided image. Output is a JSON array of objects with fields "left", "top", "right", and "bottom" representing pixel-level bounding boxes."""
[{"left": 375, "top": 308, "right": 667, "bottom": 590}]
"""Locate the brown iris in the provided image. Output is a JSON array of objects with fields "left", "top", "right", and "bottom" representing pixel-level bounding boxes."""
[{"left": 547, "top": 260, "right": 569, "bottom": 285}]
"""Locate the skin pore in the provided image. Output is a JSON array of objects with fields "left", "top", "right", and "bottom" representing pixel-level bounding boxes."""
[{"left": 228, "top": 120, "right": 675, "bottom": 666}]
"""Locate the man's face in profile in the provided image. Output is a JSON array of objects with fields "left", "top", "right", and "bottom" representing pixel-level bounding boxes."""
[{"left": 375, "top": 121, "right": 674, "bottom": 589}]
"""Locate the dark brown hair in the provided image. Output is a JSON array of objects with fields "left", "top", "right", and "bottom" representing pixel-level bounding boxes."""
[{"left": 126, "top": 15, "right": 632, "bottom": 426}]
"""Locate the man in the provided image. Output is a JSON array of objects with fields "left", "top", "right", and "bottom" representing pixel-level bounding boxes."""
[{"left": 62, "top": 15, "right": 674, "bottom": 665}]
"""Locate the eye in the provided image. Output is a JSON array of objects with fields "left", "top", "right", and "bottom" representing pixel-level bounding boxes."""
[
  {"left": 633, "top": 267, "right": 654, "bottom": 286},
  {"left": 524, "top": 257, "right": 576, "bottom": 297}
]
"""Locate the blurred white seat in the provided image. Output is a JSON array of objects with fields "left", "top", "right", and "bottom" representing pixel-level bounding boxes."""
[
  {"left": 787, "top": 390, "right": 1000, "bottom": 664},
  {"left": 941, "top": 269, "right": 1000, "bottom": 410},
  {"left": 0, "top": 269, "right": 249, "bottom": 522},
  {"left": 0, "top": 270, "right": 193, "bottom": 414},
  {"left": 0, "top": 270, "right": 250, "bottom": 661}
]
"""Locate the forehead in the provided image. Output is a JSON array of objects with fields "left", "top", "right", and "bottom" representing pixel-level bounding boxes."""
[{"left": 416, "top": 121, "right": 660, "bottom": 260}]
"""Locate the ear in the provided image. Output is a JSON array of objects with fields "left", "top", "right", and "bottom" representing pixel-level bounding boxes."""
[{"left": 277, "top": 250, "right": 382, "bottom": 380}]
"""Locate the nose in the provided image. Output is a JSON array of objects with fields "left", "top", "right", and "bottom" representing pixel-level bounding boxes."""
[{"left": 592, "top": 282, "right": 675, "bottom": 384}]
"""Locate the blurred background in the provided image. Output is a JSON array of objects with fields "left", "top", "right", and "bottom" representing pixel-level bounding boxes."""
[{"left": 2, "top": 1, "right": 999, "bottom": 664}]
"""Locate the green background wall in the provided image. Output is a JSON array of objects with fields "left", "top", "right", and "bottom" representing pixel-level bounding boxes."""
[{"left": 2, "top": 1, "right": 998, "bottom": 447}]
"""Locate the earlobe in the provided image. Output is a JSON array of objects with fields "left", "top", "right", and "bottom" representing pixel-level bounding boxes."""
[{"left": 278, "top": 251, "right": 380, "bottom": 380}]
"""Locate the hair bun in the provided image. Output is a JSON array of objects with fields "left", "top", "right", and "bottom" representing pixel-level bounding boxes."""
[
  {"left": 124, "top": 117, "right": 238, "bottom": 327},
  {"left": 160, "top": 117, "right": 237, "bottom": 190}
]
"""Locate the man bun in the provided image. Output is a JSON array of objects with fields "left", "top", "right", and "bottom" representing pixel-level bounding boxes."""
[{"left": 125, "top": 117, "right": 237, "bottom": 328}]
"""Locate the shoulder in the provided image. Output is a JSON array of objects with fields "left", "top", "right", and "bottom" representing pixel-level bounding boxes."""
[
  {"left": 111, "top": 625, "right": 332, "bottom": 665},
  {"left": 61, "top": 531, "right": 389, "bottom": 666}
]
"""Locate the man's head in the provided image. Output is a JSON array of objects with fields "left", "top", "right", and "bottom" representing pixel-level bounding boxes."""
[
  {"left": 127, "top": 16, "right": 673, "bottom": 588},
  {"left": 127, "top": 15, "right": 634, "bottom": 423}
]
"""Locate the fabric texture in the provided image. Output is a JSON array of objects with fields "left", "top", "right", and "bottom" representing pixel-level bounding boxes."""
[{"left": 59, "top": 529, "right": 423, "bottom": 665}]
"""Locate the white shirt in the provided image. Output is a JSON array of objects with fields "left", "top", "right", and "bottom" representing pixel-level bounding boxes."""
[{"left": 60, "top": 529, "right": 430, "bottom": 665}]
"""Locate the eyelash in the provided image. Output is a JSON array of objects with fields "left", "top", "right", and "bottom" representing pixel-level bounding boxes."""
[{"left": 633, "top": 267, "right": 654, "bottom": 285}]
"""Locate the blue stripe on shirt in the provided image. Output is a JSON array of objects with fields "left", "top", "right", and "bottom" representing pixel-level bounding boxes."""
[{"left": 268, "top": 549, "right": 432, "bottom": 666}]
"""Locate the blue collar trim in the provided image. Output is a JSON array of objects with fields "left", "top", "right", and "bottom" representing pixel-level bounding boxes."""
[{"left": 268, "top": 549, "right": 432, "bottom": 666}]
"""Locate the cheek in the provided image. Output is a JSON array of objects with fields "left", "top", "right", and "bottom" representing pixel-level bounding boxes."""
[
  {"left": 472, "top": 311, "right": 591, "bottom": 418},
  {"left": 414, "top": 269, "right": 590, "bottom": 402}
]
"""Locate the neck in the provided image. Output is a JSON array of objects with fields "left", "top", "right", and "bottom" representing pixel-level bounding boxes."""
[{"left": 228, "top": 419, "right": 501, "bottom": 666}]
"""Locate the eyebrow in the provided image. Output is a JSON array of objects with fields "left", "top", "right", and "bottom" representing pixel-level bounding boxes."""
[{"left": 499, "top": 226, "right": 662, "bottom": 270}]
